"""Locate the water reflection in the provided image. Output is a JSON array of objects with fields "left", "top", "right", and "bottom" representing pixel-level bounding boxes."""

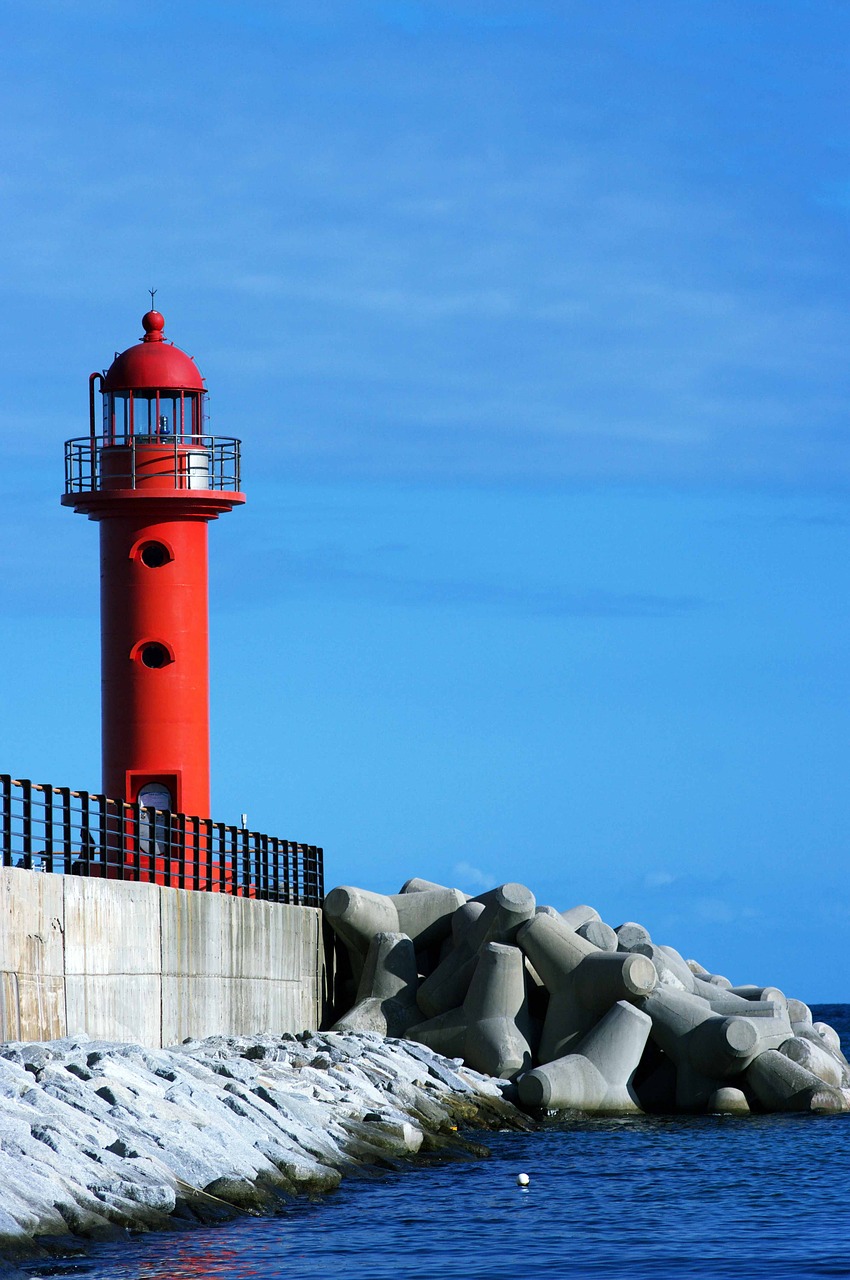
[{"left": 134, "top": 1239, "right": 241, "bottom": 1279}]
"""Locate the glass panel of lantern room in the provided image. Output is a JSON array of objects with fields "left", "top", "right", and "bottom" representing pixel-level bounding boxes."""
[
  {"left": 103, "top": 392, "right": 131, "bottom": 443},
  {"left": 117, "top": 393, "right": 130, "bottom": 440},
  {"left": 133, "top": 395, "right": 156, "bottom": 439},
  {"left": 179, "top": 392, "right": 200, "bottom": 441},
  {"left": 182, "top": 392, "right": 198, "bottom": 441},
  {"left": 157, "top": 395, "right": 179, "bottom": 440},
  {"left": 172, "top": 392, "right": 200, "bottom": 442}
]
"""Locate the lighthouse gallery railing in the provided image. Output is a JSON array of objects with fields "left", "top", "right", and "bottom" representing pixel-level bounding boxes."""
[
  {"left": 0, "top": 775, "right": 323, "bottom": 908},
  {"left": 64, "top": 434, "right": 242, "bottom": 494}
]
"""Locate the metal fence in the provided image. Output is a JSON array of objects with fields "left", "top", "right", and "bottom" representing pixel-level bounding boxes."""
[
  {"left": 0, "top": 774, "right": 323, "bottom": 908},
  {"left": 64, "top": 434, "right": 242, "bottom": 495}
]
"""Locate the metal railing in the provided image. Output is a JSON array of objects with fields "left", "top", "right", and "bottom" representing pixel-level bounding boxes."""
[
  {"left": 0, "top": 775, "right": 323, "bottom": 908},
  {"left": 64, "top": 435, "right": 242, "bottom": 495}
]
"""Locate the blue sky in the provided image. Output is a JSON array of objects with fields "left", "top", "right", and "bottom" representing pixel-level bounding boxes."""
[{"left": 0, "top": 1, "right": 848, "bottom": 999}]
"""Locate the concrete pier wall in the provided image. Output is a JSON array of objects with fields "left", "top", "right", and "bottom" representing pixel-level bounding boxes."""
[{"left": 0, "top": 867, "right": 323, "bottom": 1046}]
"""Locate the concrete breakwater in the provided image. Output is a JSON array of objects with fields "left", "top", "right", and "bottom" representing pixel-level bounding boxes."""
[
  {"left": 326, "top": 879, "right": 850, "bottom": 1115},
  {"left": 0, "top": 1029, "right": 528, "bottom": 1259},
  {"left": 0, "top": 868, "right": 323, "bottom": 1047}
]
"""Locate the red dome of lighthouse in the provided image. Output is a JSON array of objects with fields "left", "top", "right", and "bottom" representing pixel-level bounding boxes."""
[{"left": 102, "top": 311, "right": 205, "bottom": 392}]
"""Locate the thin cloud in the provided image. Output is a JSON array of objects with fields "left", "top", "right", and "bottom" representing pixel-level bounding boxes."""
[
  {"left": 452, "top": 861, "right": 495, "bottom": 893},
  {"left": 215, "top": 546, "right": 703, "bottom": 619},
  {"left": 695, "top": 898, "right": 762, "bottom": 926},
  {"left": 643, "top": 871, "right": 676, "bottom": 889}
]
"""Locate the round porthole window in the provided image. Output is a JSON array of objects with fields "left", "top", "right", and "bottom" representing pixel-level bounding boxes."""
[
  {"left": 140, "top": 642, "right": 171, "bottom": 669},
  {"left": 140, "top": 541, "right": 171, "bottom": 568}
]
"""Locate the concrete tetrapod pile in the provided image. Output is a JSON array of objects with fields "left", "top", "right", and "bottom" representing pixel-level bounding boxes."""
[{"left": 325, "top": 879, "right": 850, "bottom": 1116}]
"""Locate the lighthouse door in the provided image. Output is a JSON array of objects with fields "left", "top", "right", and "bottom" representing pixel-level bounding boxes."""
[{"left": 138, "top": 782, "right": 172, "bottom": 858}]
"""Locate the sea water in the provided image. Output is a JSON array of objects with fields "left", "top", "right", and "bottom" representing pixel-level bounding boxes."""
[{"left": 15, "top": 1005, "right": 850, "bottom": 1280}]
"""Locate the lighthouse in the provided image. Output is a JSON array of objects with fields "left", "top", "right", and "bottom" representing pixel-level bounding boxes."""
[{"left": 62, "top": 307, "right": 244, "bottom": 823}]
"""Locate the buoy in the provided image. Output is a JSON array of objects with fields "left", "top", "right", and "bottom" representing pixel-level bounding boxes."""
[{"left": 516, "top": 1173, "right": 530, "bottom": 1187}]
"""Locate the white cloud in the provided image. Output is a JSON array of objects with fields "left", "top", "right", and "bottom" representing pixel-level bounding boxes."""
[
  {"left": 696, "top": 898, "right": 763, "bottom": 926},
  {"left": 644, "top": 871, "right": 676, "bottom": 889},
  {"left": 452, "top": 860, "right": 495, "bottom": 892}
]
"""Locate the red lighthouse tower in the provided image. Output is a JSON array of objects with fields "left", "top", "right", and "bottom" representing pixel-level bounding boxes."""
[{"left": 62, "top": 307, "right": 244, "bottom": 823}]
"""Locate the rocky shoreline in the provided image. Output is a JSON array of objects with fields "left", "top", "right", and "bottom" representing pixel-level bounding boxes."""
[{"left": 0, "top": 1030, "right": 531, "bottom": 1265}]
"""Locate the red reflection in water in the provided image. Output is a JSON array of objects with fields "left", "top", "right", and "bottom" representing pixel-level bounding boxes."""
[{"left": 135, "top": 1239, "right": 247, "bottom": 1280}]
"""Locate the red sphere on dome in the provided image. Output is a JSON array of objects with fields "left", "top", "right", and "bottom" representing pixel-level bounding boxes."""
[
  {"left": 141, "top": 310, "right": 166, "bottom": 338},
  {"left": 102, "top": 311, "right": 205, "bottom": 393}
]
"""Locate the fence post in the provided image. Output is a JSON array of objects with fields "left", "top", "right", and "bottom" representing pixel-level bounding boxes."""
[
  {"left": 258, "top": 833, "right": 269, "bottom": 900},
  {"left": 316, "top": 846, "right": 324, "bottom": 909},
  {"left": 175, "top": 811, "right": 185, "bottom": 889},
  {"left": 132, "top": 801, "right": 144, "bottom": 881},
  {"left": 21, "top": 778, "right": 33, "bottom": 868},
  {"left": 280, "top": 839, "right": 290, "bottom": 904},
  {"left": 204, "top": 818, "right": 213, "bottom": 892},
  {"left": 305, "top": 844, "right": 321, "bottom": 907},
  {"left": 78, "top": 791, "right": 93, "bottom": 875},
  {"left": 59, "top": 787, "right": 72, "bottom": 874},
  {"left": 240, "top": 826, "right": 250, "bottom": 896},
  {"left": 43, "top": 787, "right": 54, "bottom": 873},
  {"left": 293, "top": 842, "right": 303, "bottom": 906},
  {"left": 223, "top": 825, "right": 233, "bottom": 895},
  {"left": 117, "top": 801, "right": 130, "bottom": 879},
  {"left": 269, "top": 836, "right": 280, "bottom": 902},
  {"left": 96, "top": 795, "right": 109, "bottom": 876},
  {"left": 191, "top": 814, "right": 201, "bottom": 892},
  {"left": 162, "top": 808, "right": 172, "bottom": 886},
  {"left": 214, "top": 821, "right": 225, "bottom": 893},
  {"left": 0, "top": 776, "right": 12, "bottom": 868}
]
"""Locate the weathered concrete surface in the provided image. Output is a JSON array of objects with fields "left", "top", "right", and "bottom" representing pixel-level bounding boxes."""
[
  {"left": 518, "top": 1000, "right": 651, "bottom": 1112},
  {"left": 0, "top": 870, "right": 66, "bottom": 1042},
  {"left": 324, "top": 885, "right": 466, "bottom": 984},
  {"left": 417, "top": 884, "right": 536, "bottom": 1019},
  {"left": 330, "top": 931, "right": 420, "bottom": 1037},
  {"left": 0, "top": 1030, "right": 529, "bottom": 1260},
  {"left": 0, "top": 869, "right": 323, "bottom": 1047},
  {"left": 462, "top": 942, "right": 534, "bottom": 1079},
  {"left": 64, "top": 878, "right": 161, "bottom": 976},
  {"left": 64, "top": 878, "right": 162, "bottom": 1044},
  {"left": 160, "top": 890, "right": 321, "bottom": 1045}
]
